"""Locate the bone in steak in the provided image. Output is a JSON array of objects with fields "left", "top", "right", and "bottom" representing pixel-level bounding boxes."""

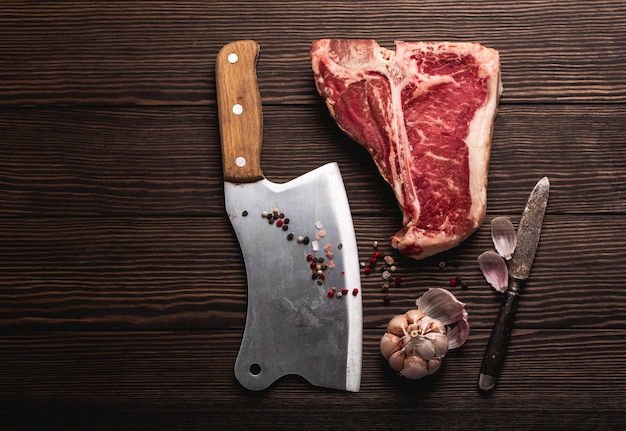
[{"left": 311, "top": 39, "right": 502, "bottom": 259}]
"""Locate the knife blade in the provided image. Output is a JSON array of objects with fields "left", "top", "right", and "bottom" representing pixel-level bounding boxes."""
[
  {"left": 216, "top": 40, "right": 362, "bottom": 392},
  {"left": 478, "top": 176, "right": 550, "bottom": 394}
]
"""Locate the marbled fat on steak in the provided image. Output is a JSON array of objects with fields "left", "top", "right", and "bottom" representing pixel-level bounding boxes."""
[{"left": 311, "top": 39, "right": 502, "bottom": 259}]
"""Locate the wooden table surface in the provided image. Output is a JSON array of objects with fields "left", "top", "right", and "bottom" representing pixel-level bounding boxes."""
[{"left": 1, "top": 1, "right": 625, "bottom": 430}]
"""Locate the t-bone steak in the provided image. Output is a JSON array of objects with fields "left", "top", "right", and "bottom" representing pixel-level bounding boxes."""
[{"left": 311, "top": 39, "right": 502, "bottom": 259}]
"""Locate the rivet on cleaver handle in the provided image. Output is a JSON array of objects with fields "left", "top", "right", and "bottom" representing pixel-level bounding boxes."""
[{"left": 216, "top": 40, "right": 264, "bottom": 183}]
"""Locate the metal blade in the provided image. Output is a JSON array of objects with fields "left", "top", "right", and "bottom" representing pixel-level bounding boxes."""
[
  {"left": 225, "top": 162, "right": 362, "bottom": 392},
  {"left": 508, "top": 176, "right": 550, "bottom": 281}
]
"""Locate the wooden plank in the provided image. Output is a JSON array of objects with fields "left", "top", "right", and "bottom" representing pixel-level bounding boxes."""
[
  {"left": 1, "top": 215, "right": 625, "bottom": 330},
  {"left": 1, "top": 104, "right": 625, "bottom": 216},
  {"left": 0, "top": 1, "right": 625, "bottom": 106},
  {"left": 1, "top": 330, "right": 625, "bottom": 430}
]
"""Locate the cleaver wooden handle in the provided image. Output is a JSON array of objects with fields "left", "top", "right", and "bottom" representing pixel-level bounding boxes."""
[{"left": 216, "top": 40, "right": 264, "bottom": 183}]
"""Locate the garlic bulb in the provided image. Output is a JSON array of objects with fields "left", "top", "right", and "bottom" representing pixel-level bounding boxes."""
[
  {"left": 490, "top": 216, "right": 517, "bottom": 260},
  {"left": 478, "top": 250, "right": 508, "bottom": 292},
  {"left": 379, "top": 288, "right": 469, "bottom": 379}
]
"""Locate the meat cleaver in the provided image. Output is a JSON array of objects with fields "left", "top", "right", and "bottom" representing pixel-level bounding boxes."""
[{"left": 216, "top": 40, "right": 362, "bottom": 392}]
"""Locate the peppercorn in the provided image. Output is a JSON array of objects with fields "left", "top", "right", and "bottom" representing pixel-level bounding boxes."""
[
  {"left": 341, "top": 288, "right": 349, "bottom": 295},
  {"left": 438, "top": 261, "right": 446, "bottom": 269},
  {"left": 306, "top": 254, "right": 314, "bottom": 262},
  {"left": 303, "top": 236, "right": 310, "bottom": 245},
  {"left": 282, "top": 224, "right": 289, "bottom": 231},
  {"left": 461, "top": 281, "right": 469, "bottom": 290},
  {"left": 364, "top": 267, "right": 371, "bottom": 275},
  {"left": 449, "top": 277, "right": 458, "bottom": 287},
  {"left": 327, "top": 289, "right": 335, "bottom": 297},
  {"left": 287, "top": 233, "right": 294, "bottom": 241},
  {"left": 352, "top": 288, "right": 359, "bottom": 296},
  {"left": 284, "top": 218, "right": 290, "bottom": 224},
  {"left": 383, "top": 294, "right": 390, "bottom": 304},
  {"left": 242, "top": 210, "right": 248, "bottom": 217},
  {"left": 336, "top": 291, "right": 343, "bottom": 298},
  {"left": 381, "top": 283, "right": 389, "bottom": 292},
  {"left": 394, "top": 276, "right": 402, "bottom": 286}
]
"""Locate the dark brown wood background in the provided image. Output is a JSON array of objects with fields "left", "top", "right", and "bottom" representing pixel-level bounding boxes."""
[{"left": 1, "top": 1, "right": 625, "bottom": 430}]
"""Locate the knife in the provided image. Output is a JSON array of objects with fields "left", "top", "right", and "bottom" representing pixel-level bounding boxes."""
[
  {"left": 216, "top": 40, "right": 362, "bottom": 392},
  {"left": 478, "top": 176, "right": 550, "bottom": 394}
]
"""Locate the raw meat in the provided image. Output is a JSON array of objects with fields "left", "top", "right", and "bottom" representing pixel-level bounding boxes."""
[{"left": 311, "top": 39, "right": 502, "bottom": 259}]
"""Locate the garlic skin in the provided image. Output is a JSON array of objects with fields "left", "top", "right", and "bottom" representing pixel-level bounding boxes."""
[
  {"left": 379, "top": 288, "right": 469, "bottom": 379},
  {"left": 491, "top": 216, "right": 517, "bottom": 260},
  {"left": 478, "top": 250, "right": 509, "bottom": 292}
]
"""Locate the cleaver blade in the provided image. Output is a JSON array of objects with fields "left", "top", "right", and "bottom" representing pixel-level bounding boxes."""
[{"left": 216, "top": 40, "right": 362, "bottom": 392}]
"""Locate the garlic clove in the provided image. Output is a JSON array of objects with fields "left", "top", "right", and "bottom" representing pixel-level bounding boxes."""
[
  {"left": 446, "top": 317, "right": 470, "bottom": 350},
  {"left": 416, "top": 288, "right": 467, "bottom": 327},
  {"left": 379, "top": 332, "right": 403, "bottom": 360},
  {"left": 388, "top": 349, "right": 406, "bottom": 373},
  {"left": 400, "top": 355, "right": 429, "bottom": 380},
  {"left": 405, "top": 333, "right": 436, "bottom": 359},
  {"left": 386, "top": 314, "right": 409, "bottom": 336},
  {"left": 415, "top": 288, "right": 469, "bottom": 349},
  {"left": 424, "top": 332, "right": 449, "bottom": 357},
  {"left": 478, "top": 250, "right": 509, "bottom": 292},
  {"left": 404, "top": 308, "right": 424, "bottom": 325},
  {"left": 401, "top": 355, "right": 442, "bottom": 379},
  {"left": 491, "top": 216, "right": 517, "bottom": 260}
]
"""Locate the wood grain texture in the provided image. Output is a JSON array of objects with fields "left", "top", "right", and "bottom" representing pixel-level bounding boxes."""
[
  {"left": 1, "top": 215, "right": 625, "bottom": 331},
  {"left": 1, "top": 1, "right": 625, "bottom": 429},
  {"left": 1, "top": 330, "right": 625, "bottom": 430},
  {"left": 0, "top": 1, "right": 625, "bottom": 106},
  {"left": 1, "top": 104, "right": 625, "bottom": 216}
]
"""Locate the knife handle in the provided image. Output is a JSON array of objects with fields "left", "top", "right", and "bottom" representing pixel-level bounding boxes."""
[
  {"left": 216, "top": 40, "right": 264, "bottom": 183},
  {"left": 478, "top": 277, "right": 524, "bottom": 394}
]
